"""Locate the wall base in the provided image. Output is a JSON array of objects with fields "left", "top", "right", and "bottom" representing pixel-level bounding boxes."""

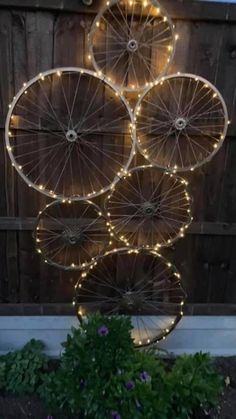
[{"left": 0, "top": 316, "right": 236, "bottom": 357}]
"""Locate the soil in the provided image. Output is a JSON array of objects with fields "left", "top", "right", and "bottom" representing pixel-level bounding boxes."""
[{"left": 0, "top": 358, "right": 236, "bottom": 419}]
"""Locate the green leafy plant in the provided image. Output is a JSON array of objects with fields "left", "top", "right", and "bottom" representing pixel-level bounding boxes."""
[
  {"left": 39, "top": 314, "right": 223, "bottom": 419},
  {"left": 167, "top": 352, "right": 223, "bottom": 419},
  {"left": 0, "top": 360, "right": 6, "bottom": 390},
  {"left": 1, "top": 339, "right": 48, "bottom": 395}
]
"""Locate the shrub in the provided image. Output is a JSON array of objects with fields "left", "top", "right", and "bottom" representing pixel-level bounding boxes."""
[
  {"left": 1, "top": 339, "right": 48, "bottom": 395},
  {"left": 168, "top": 352, "right": 223, "bottom": 419},
  {"left": 0, "top": 360, "right": 6, "bottom": 390},
  {"left": 39, "top": 314, "right": 223, "bottom": 419}
]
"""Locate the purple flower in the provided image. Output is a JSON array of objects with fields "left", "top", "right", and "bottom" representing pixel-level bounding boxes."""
[
  {"left": 139, "top": 371, "right": 151, "bottom": 382},
  {"left": 97, "top": 325, "right": 109, "bottom": 336},
  {"left": 126, "top": 381, "right": 135, "bottom": 391},
  {"left": 47, "top": 416, "right": 53, "bottom": 419},
  {"left": 111, "top": 411, "right": 121, "bottom": 419}
]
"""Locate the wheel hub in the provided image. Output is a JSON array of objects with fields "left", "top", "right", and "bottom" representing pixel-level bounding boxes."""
[
  {"left": 141, "top": 202, "right": 157, "bottom": 218},
  {"left": 62, "top": 225, "right": 84, "bottom": 246},
  {"left": 127, "top": 39, "right": 138, "bottom": 52},
  {"left": 174, "top": 117, "right": 187, "bottom": 131},
  {"left": 121, "top": 291, "right": 143, "bottom": 312},
  {"left": 66, "top": 129, "right": 78, "bottom": 142}
]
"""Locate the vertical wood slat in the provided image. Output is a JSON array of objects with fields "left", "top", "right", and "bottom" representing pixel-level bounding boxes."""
[{"left": 0, "top": 11, "right": 19, "bottom": 303}]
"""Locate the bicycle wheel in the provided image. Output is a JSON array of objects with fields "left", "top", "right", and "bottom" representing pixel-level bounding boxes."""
[
  {"left": 89, "top": 0, "right": 176, "bottom": 92},
  {"left": 135, "top": 73, "right": 228, "bottom": 171},
  {"left": 6, "top": 67, "right": 135, "bottom": 200},
  {"left": 105, "top": 166, "right": 192, "bottom": 248},
  {"left": 35, "top": 200, "right": 110, "bottom": 270},
  {"left": 75, "top": 248, "right": 185, "bottom": 346}
]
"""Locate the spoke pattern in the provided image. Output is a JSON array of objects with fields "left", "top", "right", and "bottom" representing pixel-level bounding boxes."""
[
  {"left": 135, "top": 73, "right": 228, "bottom": 171},
  {"left": 75, "top": 248, "right": 185, "bottom": 346},
  {"left": 35, "top": 200, "right": 110, "bottom": 270},
  {"left": 105, "top": 166, "right": 192, "bottom": 248},
  {"left": 6, "top": 68, "right": 135, "bottom": 200},
  {"left": 89, "top": 0, "right": 175, "bottom": 91}
]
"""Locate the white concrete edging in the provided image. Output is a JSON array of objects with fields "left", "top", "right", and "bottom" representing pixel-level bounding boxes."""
[{"left": 0, "top": 316, "right": 236, "bottom": 357}]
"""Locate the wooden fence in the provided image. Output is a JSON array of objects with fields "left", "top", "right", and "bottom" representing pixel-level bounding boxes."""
[{"left": 0, "top": 0, "right": 236, "bottom": 315}]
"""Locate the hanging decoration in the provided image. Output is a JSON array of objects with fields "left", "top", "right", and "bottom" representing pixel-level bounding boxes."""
[
  {"left": 5, "top": 0, "right": 229, "bottom": 348},
  {"left": 135, "top": 73, "right": 228, "bottom": 172},
  {"left": 105, "top": 165, "right": 192, "bottom": 249},
  {"left": 5, "top": 67, "right": 135, "bottom": 200},
  {"left": 88, "top": 0, "right": 176, "bottom": 92},
  {"left": 34, "top": 200, "right": 110, "bottom": 270},
  {"left": 75, "top": 248, "right": 185, "bottom": 347}
]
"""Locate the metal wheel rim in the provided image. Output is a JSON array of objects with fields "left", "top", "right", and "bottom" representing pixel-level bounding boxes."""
[
  {"left": 5, "top": 67, "right": 136, "bottom": 200},
  {"left": 105, "top": 165, "right": 192, "bottom": 249},
  {"left": 75, "top": 247, "right": 186, "bottom": 347},
  {"left": 88, "top": 0, "right": 176, "bottom": 92},
  {"left": 135, "top": 73, "right": 229, "bottom": 172},
  {"left": 34, "top": 199, "right": 110, "bottom": 270}
]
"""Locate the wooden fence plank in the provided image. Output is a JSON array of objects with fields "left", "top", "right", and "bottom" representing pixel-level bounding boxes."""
[{"left": 0, "top": 0, "right": 236, "bottom": 23}]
